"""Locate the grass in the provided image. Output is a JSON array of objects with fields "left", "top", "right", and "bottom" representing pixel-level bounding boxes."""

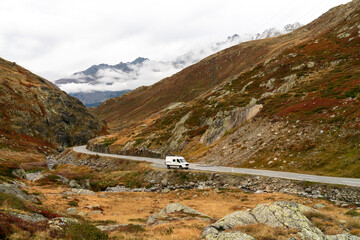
[
  {"left": 303, "top": 210, "right": 342, "bottom": 235},
  {"left": 101, "top": 137, "right": 117, "bottom": 147},
  {"left": 63, "top": 222, "right": 109, "bottom": 240},
  {"left": 68, "top": 201, "right": 79, "bottom": 207},
  {"left": 345, "top": 210, "right": 360, "bottom": 217},
  {"left": 0, "top": 192, "right": 28, "bottom": 211},
  {"left": 117, "top": 224, "right": 145, "bottom": 233},
  {"left": 128, "top": 218, "right": 147, "bottom": 223}
]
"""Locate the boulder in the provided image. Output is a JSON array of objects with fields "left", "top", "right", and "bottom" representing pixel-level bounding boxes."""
[
  {"left": 147, "top": 202, "right": 210, "bottom": 225},
  {"left": 69, "top": 180, "right": 81, "bottom": 188},
  {"left": 71, "top": 188, "right": 95, "bottom": 196},
  {"left": 0, "top": 183, "right": 39, "bottom": 203},
  {"left": 9, "top": 212, "right": 47, "bottom": 223},
  {"left": 66, "top": 208, "right": 78, "bottom": 214},
  {"left": 159, "top": 203, "right": 210, "bottom": 218},
  {"left": 96, "top": 224, "right": 121, "bottom": 231},
  {"left": 26, "top": 171, "right": 45, "bottom": 182},
  {"left": 211, "top": 211, "right": 257, "bottom": 230},
  {"left": 251, "top": 201, "right": 320, "bottom": 232},
  {"left": 202, "top": 201, "right": 360, "bottom": 240}
]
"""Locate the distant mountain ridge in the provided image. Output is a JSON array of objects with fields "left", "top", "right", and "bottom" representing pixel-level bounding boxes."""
[
  {"left": 55, "top": 23, "right": 302, "bottom": 107},
  {"left": 56, "top": 57, "right": 149, "bottom": 85},
  {"left": 69, "top": 90, "right": 131, "bottom": 108}
]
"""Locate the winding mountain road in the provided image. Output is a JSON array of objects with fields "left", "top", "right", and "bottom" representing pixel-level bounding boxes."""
[{"left": 73, "top": 145, "right": 360, "bottom": 187}]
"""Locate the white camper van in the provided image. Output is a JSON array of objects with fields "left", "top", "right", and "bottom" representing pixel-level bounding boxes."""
[{"left": 165, "top": 156, "right": 189, "bottom": 169}]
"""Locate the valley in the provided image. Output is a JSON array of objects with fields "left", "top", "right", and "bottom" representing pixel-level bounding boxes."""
[{"left": 0, "top": 0, "right": 359, "bottom": 239}]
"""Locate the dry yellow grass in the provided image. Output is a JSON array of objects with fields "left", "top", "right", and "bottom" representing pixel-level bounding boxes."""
[{"left": 26, "top": 183, "right": 360, "bottom": 239}]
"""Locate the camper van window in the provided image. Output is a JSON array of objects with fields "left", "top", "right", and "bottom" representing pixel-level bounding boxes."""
[
  {"left": 173, "top": 159, "right": 175, "bottom": 162},
  {"left": 177, "top": 159, "right": 180, "bottom": 163}
]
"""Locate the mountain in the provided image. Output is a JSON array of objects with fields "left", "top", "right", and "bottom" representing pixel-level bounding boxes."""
[
  {"left": 0, "top": 57, "right": 106, "bottom": 157},
  {"left": 69, "top": 90, "right": 131, "bottom": 107},
  {"left": 55, "top": 57, "right": 149, "bottom": 85},
  {"left": 55, "top": 24, "right": 302, "bottom": 106},
  {"left": 254, "top": 22, "right": 303, "bottom": 39},
  {"left": 88, "top": 0, "right": 360, "bottom": 178}
]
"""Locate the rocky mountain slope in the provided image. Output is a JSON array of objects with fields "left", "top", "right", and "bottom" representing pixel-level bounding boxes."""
[
  {"left": 55, "top": 24, "right": 302, "bottom": 107},
  {"left": 0, "top": 57, "right": 106, "bottom": 156},
  {"left": 89, "top": 0, "right": 360, "bottom": 177}
]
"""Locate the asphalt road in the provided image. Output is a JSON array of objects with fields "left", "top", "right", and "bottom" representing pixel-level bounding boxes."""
[{"left": 73, "top": 145, "right": 360, "bottom": 187}]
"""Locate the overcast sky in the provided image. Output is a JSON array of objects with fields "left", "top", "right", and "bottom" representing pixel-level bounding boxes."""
[{"left": 0, "top": 0, "right": 352, "bottom": 81}]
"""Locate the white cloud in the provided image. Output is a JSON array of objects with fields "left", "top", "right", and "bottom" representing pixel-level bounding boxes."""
[
  {"left": 0, "top": 0, "right": 352, "bottom": 81},
  {"left": 58, "top": 60, "right": 180, "bottom": 93}
]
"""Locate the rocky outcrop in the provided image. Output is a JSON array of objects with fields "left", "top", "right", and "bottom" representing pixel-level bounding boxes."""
[
  {"left": 200, "top": 104, "right": 263, "bottom": 145},
  {"left": 208, "top": 211, "right": 257, "bottom": 231},
  {"left": 0, "top": 57, "right": 106, "bottom": 151},
  {"left": 147, "top": 202, "right": 211, "bottom": 225},
  {"left": 202, "top": 201, "right": 360, "bottom": 240},
  {"left": 0, "top": 183, "right": 39, "bottom": 203},
  {"left": 9, "top": 212, "right": 47, "bottom": 223}
]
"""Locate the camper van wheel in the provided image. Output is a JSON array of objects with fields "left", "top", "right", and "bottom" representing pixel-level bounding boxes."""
[
  {"left": 179, "top": 166, "right": 183, "bottom": 169},
  {"left": 167, "top": 165, "right": 170, "bottom": 169}
]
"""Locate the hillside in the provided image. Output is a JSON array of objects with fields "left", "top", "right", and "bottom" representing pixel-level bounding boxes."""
[
  {"left": 0, "top": 57, "right": 106, "bottom": 161},
  {"left": 55, "top": 24, "right": 301, "bottom": 108},
  {"left": 90, "top": 0, "right": 360, "bottom": 177}
]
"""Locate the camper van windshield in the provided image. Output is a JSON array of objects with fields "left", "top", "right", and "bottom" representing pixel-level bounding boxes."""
[{"left": 178, "top": 159, "right": 184, "bottom": 162}]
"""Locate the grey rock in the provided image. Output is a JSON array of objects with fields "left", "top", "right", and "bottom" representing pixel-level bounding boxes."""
[
  {"left": 146, "top": 214, "right": 161, "bottom": 225},
  {"left": 9, "top": 212, "right": 47, "bottom": 223},
  {"left": 159, "top": 203, "right": 210, "bottom": 218},
  {"left": 162, "top": 188, "right": 170, "bottom": 193},
  {"left": 69, "top": 180, "right": 81, "bottom": 188},
  {"left": 211, "top": 211, "right": 257, "bottom": 230},
  {"left": 307, "top": 62, "right": 315, "bottom": 68},
  {"left": 314, "top": 204, "right": 326, "bottom": 209},
  {"left": 46, "top": 155, "right": 58, "bottom": 170},
  {"left": 12, "top": 169, "right": 26, "bottom": 179},
  {"left": 252, "top": 201, "right": 325, "bottom": 239},
  {"left": 203, "top": 201, "right": 360, "bottom": 240},
  {"left": 48, "top": 217, "right": 78, "bottom": 230},
  {"left": 0, "top": 183, "right": 39, "bottom": 203},
  {"left": 61, "top": 191, "right": 75, "bottom": 196},
  {"left": 71, "top": 188, "right": 95, "bottom": 196},
  {"left": 148, "top": 202, "right": 210, "bottom": 225},
  {"left": 105, "top": 185, "right": 127, "bottom": 192},
  {"left": 66, "top": 208, "right": 78, "bottom": 214},
  {"left": 26, "top": 171, "right": 45, "bottom": 182},
  {"left": 161, "top": 179, "right": 168, "bottom": 186},
  {"left": 57, "top": 175, "right": 70, "bottom": 185},
  {"left": 78, "top": 212, "right": 87, "bottom": 216},
  {"left": 96, "top": 224, "right": 121, "bottom": 231}
]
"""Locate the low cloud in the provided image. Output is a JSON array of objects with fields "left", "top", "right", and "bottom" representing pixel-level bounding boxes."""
[
  {"left": 58, "top": 60, "right": 181, "bottom": 93},
  {"left": 57, "top": 23, "right": 300, "bottom": 94}
]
